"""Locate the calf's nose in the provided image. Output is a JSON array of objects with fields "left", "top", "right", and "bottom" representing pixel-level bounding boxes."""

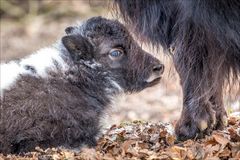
[{"left": 152, "top": 64, "right": 164, "bottom": 75}]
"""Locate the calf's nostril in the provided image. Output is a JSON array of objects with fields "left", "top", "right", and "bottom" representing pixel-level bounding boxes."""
[{"left": 153, "top": 64, "right": 164, "bottom": 74}]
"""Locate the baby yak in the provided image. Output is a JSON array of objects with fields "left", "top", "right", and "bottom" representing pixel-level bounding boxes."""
[{"left": 0, "top": 17, "right": 164, "bottom": 153}]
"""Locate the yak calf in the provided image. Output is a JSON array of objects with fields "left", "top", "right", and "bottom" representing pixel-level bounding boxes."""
[{"left": 0, "top": 17, "right": 164, "bottom": 153}]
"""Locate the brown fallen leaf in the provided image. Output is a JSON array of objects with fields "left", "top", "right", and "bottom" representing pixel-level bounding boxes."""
[
  {"left": 218, "top": 148, "right": 231, "bottom": 158},
  {"left": 79, "top": 148, "right": 97, "bottom": 160},
  {"left": 228, "top": 117, "right": 238, "bottom": 125},
  {"left": 228, "top": 127, "right": 240, "bottom": 142},
  {"left": 205, "top": 157, "right": 220, "bottom": 160},
  {"left": 121, "top": 140, "right": 135, "bottom": 156},
  {"left": 166, "top": 134, "right": 176, "bottom": 146},
  {"left": 212, "top": 133, "right": 229, "bottom": 146}
]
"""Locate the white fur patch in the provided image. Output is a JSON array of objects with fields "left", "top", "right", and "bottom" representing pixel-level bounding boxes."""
[
  {"left": 104, "top": 78, "right": 124, "bottom": 113},
  {"left": 105, "top": 78, "right": 123, "bottom": 94},
  {"left": 145, "top": 74, "right": 161, "bottom": 83},
  {"left": 0, "top": 62, "right": 27, "bottom": 93},
  {"left": 109, "top": 79, "right": 123, "bottom": 92},
  {"left": 0, "top": 47, "right": 68, "bottom": 94},
  {"left": 20, "top": 48, "right": 68, "bottom": 77},
  {"left": 82, "top": 60, "right": 102, "bottom": 69}
]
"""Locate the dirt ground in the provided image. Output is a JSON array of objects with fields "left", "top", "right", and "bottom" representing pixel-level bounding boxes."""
[{"left": 0, "top": 0, "right": 239, "bottom": 127}]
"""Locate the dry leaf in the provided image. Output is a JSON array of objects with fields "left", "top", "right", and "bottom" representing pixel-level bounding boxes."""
[{"left": 212, "top": 134, "right": 229, "bottom": 146}]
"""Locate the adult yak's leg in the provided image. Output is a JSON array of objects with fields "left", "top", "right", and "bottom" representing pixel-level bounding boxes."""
[
  {"left": 113, "top": 0, "right": 239, "bottom": 140},
  {"left": 174, "top": 25, "right": 228, "bottom": 140}
]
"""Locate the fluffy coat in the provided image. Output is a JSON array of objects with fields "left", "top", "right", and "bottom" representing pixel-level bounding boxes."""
[{"left": 0, "top": 17, "right": 164, "bottom": 153}]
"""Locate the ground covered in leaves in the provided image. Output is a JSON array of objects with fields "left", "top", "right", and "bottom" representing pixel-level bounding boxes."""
[{"left": 0, "top": 116, "right": 239, "bottom": 160}]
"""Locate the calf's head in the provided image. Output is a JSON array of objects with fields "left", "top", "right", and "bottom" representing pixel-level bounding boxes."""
[{"left": 62, "top": 17, "right": 164, "bottom": 92}]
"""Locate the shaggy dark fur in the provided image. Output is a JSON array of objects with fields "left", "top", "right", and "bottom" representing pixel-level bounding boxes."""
[
  {"left": 0, "top": 17, "right": 164, "bottom": 154},
  {"left": 114, "top": 0, "right": 240, "bottom": 140}
]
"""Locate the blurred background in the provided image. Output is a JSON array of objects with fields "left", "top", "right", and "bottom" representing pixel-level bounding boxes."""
[{"left": 1, "top": 0, "right": 239, "bottom": 125}]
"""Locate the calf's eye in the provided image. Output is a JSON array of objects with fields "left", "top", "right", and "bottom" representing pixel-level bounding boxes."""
[{"left": 109, "top": 49, "right": 123, "bottom": 60}]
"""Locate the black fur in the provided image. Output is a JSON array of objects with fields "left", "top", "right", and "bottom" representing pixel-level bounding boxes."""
[
  {"left": 0, "top": 17, "right": 163, "bottom": 154},
  {"left": 114, "top": 0, "right": 240, "bottom": 140}
]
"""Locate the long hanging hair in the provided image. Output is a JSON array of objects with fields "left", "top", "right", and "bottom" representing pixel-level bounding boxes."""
[{"left": 113, "top": 0, "right": 240, "bottom": 100}]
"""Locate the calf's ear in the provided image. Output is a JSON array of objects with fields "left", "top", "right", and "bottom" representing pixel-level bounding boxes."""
[
  {"left": 62, "top": 35, "right": 93, "bottom": 61},
  {"left": 65, "top": 26, "right": 75, "bottom": 34}
]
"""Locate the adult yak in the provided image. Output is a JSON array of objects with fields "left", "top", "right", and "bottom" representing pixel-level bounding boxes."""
[{"left": 113, "top": 0, "right": 240, "bottom": 140}]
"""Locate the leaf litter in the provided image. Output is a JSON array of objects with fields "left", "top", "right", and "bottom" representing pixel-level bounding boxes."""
[{"left": 0, "top": 116, "right": 239, "bottom": 160}]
